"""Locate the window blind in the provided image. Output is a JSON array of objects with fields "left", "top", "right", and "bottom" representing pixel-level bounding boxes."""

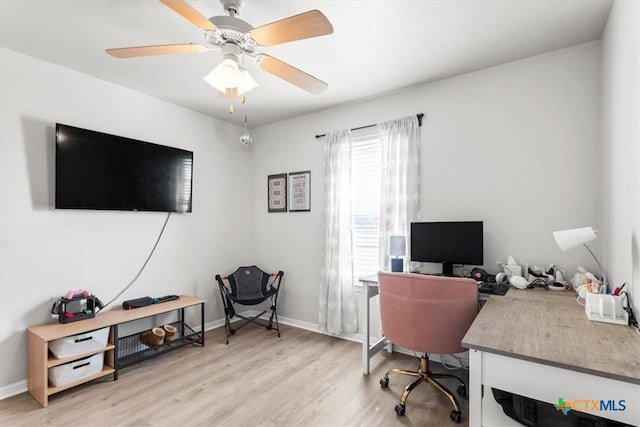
[{"left": 351, "top": 128, "right": 381, "bottom": 281}]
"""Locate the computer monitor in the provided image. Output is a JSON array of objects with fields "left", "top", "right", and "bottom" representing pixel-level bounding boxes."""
[{"left": 410, "top": 221, "right": 483, "bottom": 276}]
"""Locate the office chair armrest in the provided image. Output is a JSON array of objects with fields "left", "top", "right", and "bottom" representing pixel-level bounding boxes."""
[
  {"left": 215, "top": 274, "right": 231, "bottom": 293},
  {"left": 269, "top": 271, "right": 285, "bottom": 290}
]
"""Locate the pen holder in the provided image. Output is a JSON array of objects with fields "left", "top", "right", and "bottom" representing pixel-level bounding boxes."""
[{"left": 584, "top": 293, "right": 629, "bottom": 325}]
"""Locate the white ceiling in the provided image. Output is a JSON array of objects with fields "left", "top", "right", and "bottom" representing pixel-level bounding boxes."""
[{"left": 0, "top": 0, "right": 613, "bottom": 127}]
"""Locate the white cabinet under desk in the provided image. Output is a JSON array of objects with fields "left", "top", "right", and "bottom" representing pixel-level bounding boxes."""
[{"left": 462, "top": 288, "right": 640, "bottom": 426}]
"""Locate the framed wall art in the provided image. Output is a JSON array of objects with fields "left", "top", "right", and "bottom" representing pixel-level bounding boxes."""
[
  {"left": 267, "top": 173, "right": 287, "bottom": 212},
  {"left": 289, "top": 170, "right": 311, "bottom": 212}
]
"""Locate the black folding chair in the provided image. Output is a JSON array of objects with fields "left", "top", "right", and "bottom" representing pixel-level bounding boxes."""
[{"left": 215, "top": 266, "right": 284, "bottom": 344}]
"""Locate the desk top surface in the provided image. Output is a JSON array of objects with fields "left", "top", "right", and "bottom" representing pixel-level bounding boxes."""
[{"left": 462, "top": 288, "right": 640, "bottom": 384}]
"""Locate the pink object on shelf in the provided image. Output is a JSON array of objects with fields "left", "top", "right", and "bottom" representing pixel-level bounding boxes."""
[{"left": 65, "top": 289, "right": 91, "bottom": 299}]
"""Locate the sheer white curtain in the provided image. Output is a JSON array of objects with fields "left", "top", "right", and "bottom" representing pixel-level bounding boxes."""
[
  {"left": 377, "top": 116, "right": 421, "bottom": 271},
  {"left": 319, "top": 129, "right": 358, "bottom": 335}
]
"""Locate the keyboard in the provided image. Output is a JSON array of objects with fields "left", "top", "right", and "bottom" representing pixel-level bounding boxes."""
[{"left": 477, "top": 282, "right": 509, "bottom": 295}]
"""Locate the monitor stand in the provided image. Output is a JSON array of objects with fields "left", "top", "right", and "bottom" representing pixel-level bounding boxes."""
[
  {"left": 421, "top": 263, "right": 461, "bottom": 278},
  {"left": 442, "top": 262, "right": 454, "bottom": 277}
]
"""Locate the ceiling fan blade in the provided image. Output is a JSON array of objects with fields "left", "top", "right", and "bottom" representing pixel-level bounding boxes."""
[
  {"left": 159, "top": 0, "right": 216, "bottom": 31},
  {"left": 106, "top": 43, "right": 207, "bottom": 58},
  {"left": 249, "top": 10, "right": 333, "bottom": 47},
  {"left": 257, "top": 54, "right": 328, "bottom": 95}
]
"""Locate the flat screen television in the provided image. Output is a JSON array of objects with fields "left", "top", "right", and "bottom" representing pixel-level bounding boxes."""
[
  {"left": 55, "top": 123, "right": 193, "bottom": 213},
  {"left": 410, "top": 221, "right": 483, "bottom": 276}
]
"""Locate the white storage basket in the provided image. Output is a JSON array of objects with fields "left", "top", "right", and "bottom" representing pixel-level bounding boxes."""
[
  {"left": 48, "top": 353, "right": 104, "bottom": 387},
  {"left": 48, "top": 326, "right": 109, "bottom": 359}
]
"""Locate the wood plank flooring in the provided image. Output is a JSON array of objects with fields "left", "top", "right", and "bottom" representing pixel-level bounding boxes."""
[{"left": 0, "top": 324, "right": 469, "bottom": 426}]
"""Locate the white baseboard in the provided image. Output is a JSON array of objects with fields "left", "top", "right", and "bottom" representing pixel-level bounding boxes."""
[
  {"left": 231, "top": 309, "right": 363, "bottom": 343},
  {"left": 203, "top": 317, "right": 225, "bottom": 332},
  {"left": 0, "top": 380, "right": 27, "bottom": 400}
]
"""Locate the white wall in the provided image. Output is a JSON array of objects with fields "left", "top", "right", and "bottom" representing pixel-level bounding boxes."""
[
  {"left": 0, "top": 48, "right": 253, "bottom": 391},
  {"left": 601, "top": 1, "right": 640, "bottom": 312},
  {"left": 0, "top": 34, "right": 618, "bottom": 395},
  {"left": 250, "top": 41, "right": 602, "bottom": 329}
]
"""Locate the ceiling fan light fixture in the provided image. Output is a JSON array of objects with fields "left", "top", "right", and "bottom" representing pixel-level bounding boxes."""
[
  {"left": 236, "top": 68, "right": 258, "bottom": 95},
  {"left": 203, "top": 58, "right": 240, "bottom": 91},
  {"left": 203, "top": 52, "right": 257, "bottom": 96},
  {"left": 215, "top": 58, "right": 240, "bottom": 84}
]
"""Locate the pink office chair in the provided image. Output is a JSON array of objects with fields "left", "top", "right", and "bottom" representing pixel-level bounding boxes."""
[{"left": 377, "top": 272, "right": 479, "bottom": 423}]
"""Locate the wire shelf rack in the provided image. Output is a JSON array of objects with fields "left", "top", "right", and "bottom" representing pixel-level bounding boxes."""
[{"left": 117, "top": 320, "right": 203, "bottom": 368}]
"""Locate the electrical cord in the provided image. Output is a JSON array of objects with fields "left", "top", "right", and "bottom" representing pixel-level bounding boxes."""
[
  {"left": 620, "top": 291, "right": 639, "bottom": 334},
  {"left": 412, "top": 351, "right": 469, "bottom": 371},
  {"left": 460, "top": 266, "right": 471, "bottom": 278},
  {"left": 99, "top": 212, "right": 172, "bottom": 311},
  {"left": 455, "top": 354, "right": 469, "bottom": 370},
  {"left": 437, "top": 354, "right": 469, "bottom": 371},
  {"left": 438, "top": 354, "right": 459, "bottom": 370}
]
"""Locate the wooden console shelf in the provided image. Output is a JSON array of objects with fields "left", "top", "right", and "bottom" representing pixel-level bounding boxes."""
[{"left": 28, "top": 295, "right": 204, "bottom": 407}]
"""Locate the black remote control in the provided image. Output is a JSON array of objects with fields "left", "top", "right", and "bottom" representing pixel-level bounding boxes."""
[{"left": 154, "top": 295, "right": 179, "bottom": 303}]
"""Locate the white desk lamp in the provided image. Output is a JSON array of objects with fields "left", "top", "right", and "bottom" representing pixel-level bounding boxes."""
[
  {"left": 389, "top": 235, "right": 406, "bottom": 272},
  {"left": 553, "top": 226, "right": 606, "bottom": 288}
]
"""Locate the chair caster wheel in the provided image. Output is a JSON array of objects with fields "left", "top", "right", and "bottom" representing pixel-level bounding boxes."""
[
  {"left": 380, "top": 378, "right": 389, "bottom": 388},
  {"left": 456, "top": 384, "right": 466, "bottom": 397},
  {"left": 394, "top": 403, "right": 406, "bottom": 416},
  {"left": 449, "top": 410, "right": 462, "bottom": 423}
]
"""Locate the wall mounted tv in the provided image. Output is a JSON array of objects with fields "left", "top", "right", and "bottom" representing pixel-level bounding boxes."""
[
  {"left": 55, "top": 123, "right": 193, "bottom": 213},
  {"left": 410, "top": 221, "right": 483, "bottom": 276}
]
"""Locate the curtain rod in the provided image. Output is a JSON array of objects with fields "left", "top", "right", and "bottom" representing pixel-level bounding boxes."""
[{"left": 314, "top": 113, "right": 424, "bottom": 139}]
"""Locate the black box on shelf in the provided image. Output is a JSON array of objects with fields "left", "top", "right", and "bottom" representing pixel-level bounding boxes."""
[{"left": 58, "top": 295, "right": 96, "bottom": 324}]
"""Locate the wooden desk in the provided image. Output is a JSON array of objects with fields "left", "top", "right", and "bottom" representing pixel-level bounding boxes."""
[{"left": 462, "top": 288, "right": 640, "bottom": 426}]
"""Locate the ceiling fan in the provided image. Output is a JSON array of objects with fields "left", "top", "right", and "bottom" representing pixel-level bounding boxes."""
[{"left": 106, "top": 0, "right": 334, "bottom": 97}]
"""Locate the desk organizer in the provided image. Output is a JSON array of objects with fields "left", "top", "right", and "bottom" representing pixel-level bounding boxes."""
[
  {"left": 58, "top": 295, "right": 97, "bottom": 324},
  {"left": 585, "top": 293, "right": 629, "bottom": 325}
]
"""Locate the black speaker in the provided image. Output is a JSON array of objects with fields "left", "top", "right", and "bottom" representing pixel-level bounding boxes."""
[{"left": 122, "top": 297, "right": 154, "bottom": 310}]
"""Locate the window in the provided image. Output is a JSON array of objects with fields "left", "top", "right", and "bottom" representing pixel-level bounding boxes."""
[{"left": 351, "top": 128, "right": 381, "bottom": 280}]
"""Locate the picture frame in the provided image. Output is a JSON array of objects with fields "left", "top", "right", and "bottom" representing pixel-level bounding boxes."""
[
  {"left": 267, "top": 173, "right": 287, "bottom": 212},
  {"left": 289, "top": 170, "right": 311, "bottom": 212}
]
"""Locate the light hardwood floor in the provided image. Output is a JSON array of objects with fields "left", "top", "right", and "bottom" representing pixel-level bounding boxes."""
[{"left": 1, "top": 324, "right": 469, "bottom": 426}]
